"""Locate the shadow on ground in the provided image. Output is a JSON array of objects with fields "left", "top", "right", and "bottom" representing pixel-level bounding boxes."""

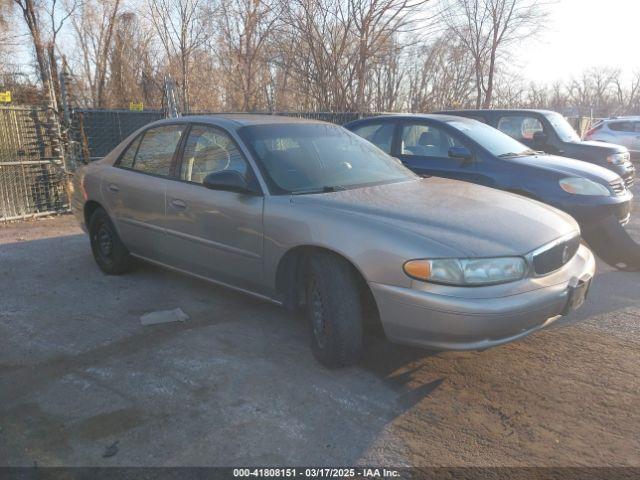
[{"left": 1, "top": 223, "right": 639, "bottom": 467}]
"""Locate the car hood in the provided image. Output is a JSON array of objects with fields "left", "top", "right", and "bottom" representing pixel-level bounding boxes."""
[
  {"left": 563, "top": 140, "right": 628, "bottom": 160},
  {"left": 579, "top": 140, "right": 628, "bottom": 152},
  {"left": 292, "top": 178, "right": 579, "bottom": 257},
  {"left": 510, "top": 154, "right": 620, "bottom": 183}
]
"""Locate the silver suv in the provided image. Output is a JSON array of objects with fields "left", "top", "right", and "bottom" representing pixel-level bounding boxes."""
[{"left": 584, "top": 117, "right": 640, "bottom": 158}]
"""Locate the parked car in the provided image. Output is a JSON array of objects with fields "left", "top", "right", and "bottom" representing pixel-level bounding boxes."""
[
  {"left": 344, "top": 114, "right": 633, "bottom": 235},
  {"left": 583, "top": 117, "right": 640, "bottom": 159},
  {"left": 436, "top": 109, "right": 636, "bottom": 188},
  {"left": 72, "top": 115, "right": 595, "bottom": 368}
]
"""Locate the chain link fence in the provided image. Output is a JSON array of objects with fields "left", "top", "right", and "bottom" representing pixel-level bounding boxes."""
[
  {"left": 0, "top": 106, "right": 605, "bottom": 222},
  {"left": 0, "top": 109, "right": 375, "bottom": 221},
  {"left": 70, "top": 109, "right": 164, "bottom": 162},
  {"left": 186, "top": 111, "right": 368, "bottom": 125},
  {"left": 0, "top": 107, "right": 68, "bottom": 221},
  {"left": 68, "top": 110, "right": 371, "bottom": 164}
]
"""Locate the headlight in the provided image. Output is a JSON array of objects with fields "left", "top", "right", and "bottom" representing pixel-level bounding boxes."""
[
  {"left": 606, "top": 152, "right": 629, "bottom": 165},
  {"left": 559, "top": 177, "right": 610, "bottom": 196},
  {"left": 403, "top": 257, "right": 527, "bottom": 286}
]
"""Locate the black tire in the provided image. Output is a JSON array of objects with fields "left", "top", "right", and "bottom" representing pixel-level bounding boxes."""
[
  {"left": 89, "top": 207, "right": 133, "bottom": 275},
  {"left": 306, "top": 252, "right": 363, "bottom": 368},
  {"left": 583, "top": 216, "right": 640, "bottom": 272}
]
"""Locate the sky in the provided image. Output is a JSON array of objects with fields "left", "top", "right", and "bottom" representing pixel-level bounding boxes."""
[{"left": 518, "top": 0, "right": 640, "bottom": 84}]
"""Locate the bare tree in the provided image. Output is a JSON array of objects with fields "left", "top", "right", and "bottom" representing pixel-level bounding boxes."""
[
  {"left": 70, "top": 0, "right": 123, "bottom": 107},
  {"left": 369, "top": 37, "right": 405, "bottom": 111},
  {"left": 614, "top": 71, "right": 640, "bottom": 115},
  {"left": 349, "top": 0, "right": 426, "bottom": 112},
  {"left": 216, "top": 0, "right": 280, "bottom": 111},
  {"left": 109, "top": 11, "right": 162, "bottom": 108},
  {"left": 12, "top": 0, "right": 51, "bottom": 89},
  {"left": 405, "top": 32, "right": 475, "bottom": 111},
  {"left": 282, "top": 0, "right": 355, "bottom": 110},
  {"left": 148, "top": 0, "right": 210, "bottom": 112},
  {"left": 443, "top": 0, "right": 548, "bottom": 108},
  {"left": 567, "top": 67, "right": 618, "bottom": 116}
]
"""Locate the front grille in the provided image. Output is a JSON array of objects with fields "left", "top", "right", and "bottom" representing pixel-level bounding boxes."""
[
  {"left": 624, "top": 176, "right": 634, "bottom": 189},
  {"left": 610, "top": 179, "right": 626, "bottom": 196},
  {"left": 532, "top": 234, "right": 581, "bottom": 275}
]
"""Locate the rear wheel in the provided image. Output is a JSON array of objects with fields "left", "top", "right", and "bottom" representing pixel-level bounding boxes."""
[
  {"left": 89, "top": 208, "right": 133, "bottom": 275},
  {"left": 306, "top": 252, "right": 363, "bottom": 368}
]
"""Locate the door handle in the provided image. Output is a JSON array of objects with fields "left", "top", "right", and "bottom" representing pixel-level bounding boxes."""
[
  {"left": 170, "top": 198, "right": 187, "bottom": 210},
  {"left": 108, "top": 184, "right": 120, "bottom": 192}
]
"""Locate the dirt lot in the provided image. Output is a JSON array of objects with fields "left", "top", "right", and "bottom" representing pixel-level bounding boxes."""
[{"left": 1, "top": 188, "right": 639, "bottom": 467}]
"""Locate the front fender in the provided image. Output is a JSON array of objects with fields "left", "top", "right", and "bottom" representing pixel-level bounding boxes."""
[{"left": 262, "top": 196, "right": 466, "bottom": 294}]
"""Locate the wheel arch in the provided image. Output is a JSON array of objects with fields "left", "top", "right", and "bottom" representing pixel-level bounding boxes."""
[
  {"left": 84, "top": 200, "right": 104, "bottom": 227},
  {"left": 274, "top": 245, "right": 382, "bottom": 330}
]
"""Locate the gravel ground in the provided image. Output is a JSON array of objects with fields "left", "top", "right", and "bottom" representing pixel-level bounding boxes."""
[{"left": 0, "top": 187, "right": 639, "bottom": 467}]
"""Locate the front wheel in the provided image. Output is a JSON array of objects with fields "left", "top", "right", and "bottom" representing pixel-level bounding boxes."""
[
  {"left": 306, "top": 252, "right": 363, "bottom": 368},
  {"left": 89, "top": 208, "right": 133, "bottom": 275},
  {"left": 582, "top": 216, "right": 640, "bottom": 272}
]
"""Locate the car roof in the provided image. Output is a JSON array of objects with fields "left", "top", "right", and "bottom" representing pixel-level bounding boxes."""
[
  {"left": 603, "top": 116, "right": 640, "bottom": 121},
  {"left": 347, "top": 113, "right": 480, "bottom": 125},
  {"left": 145, "top": 114, "right": 331, "bottom": 130},
  {"left": 437, "top": 109, "right": 559, "bottom": 116}
]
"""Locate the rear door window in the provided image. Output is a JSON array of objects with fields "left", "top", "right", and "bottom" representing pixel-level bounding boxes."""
[
  {"left": 350, "top": 122, "right": 395, "bottom": 153},
  {"left": 497, "top": 116, "right": 544, "bottom": 141},
  {"left": 132, "top": 125, "right": 186, "bottom": 177},
  {"left": 117, "top": 135, "right": 142, "bottom": 169},
  {"left": 400, "top": 124, "right": 463, "bottom": 158}
]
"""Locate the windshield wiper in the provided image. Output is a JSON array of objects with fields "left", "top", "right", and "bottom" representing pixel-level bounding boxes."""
[
  {"left": 497, "top": 151, "right": 532, "bottom": 158},
  {"left": 290, "top": 185, "right": 347, "bottom": 195}
]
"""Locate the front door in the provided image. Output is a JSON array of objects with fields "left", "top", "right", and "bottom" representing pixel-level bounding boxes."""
[
  {"left": 395, "top": 121, "right": 478, "bottom": 182},
  {"left": 101, "top": 124, "right": 186, "bottom": 260},
  {"left": 164, "top": 124, "right": 265, "bottom": 292}
]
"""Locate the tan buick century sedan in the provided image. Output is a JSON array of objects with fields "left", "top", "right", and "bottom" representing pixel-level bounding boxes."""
[{"left": 72, "top": 115, "right": 596, "bottom": 368}]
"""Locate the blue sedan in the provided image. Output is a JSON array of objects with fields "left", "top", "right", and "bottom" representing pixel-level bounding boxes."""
[{"left": 345, "top": 114, "right": 633, "bottom": 235}]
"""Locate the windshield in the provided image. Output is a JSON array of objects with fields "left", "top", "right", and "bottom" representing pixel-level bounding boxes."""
[
  {"left": 546, "top": 112, "right": 581, "bottom": 142},
  {"left": 239, "top": 124, "right": 417, "bottom": 195},
  {"left": 445, "top": 119, "right": 534, "bottom": 157}
]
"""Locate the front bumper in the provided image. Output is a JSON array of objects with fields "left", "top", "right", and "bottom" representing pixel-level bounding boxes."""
[
  {"left": 561, "top": 193, "right": 633, "bottom": 232},
  {"left": 370, "top": 244, "right": 596, "bottom": 351},
  {"left": 612, "top": 162, "right": 636, "bottom": 187}
]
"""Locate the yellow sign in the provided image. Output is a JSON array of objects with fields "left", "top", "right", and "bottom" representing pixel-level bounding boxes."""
[
  {"left": 129, "top": 101, "right": 143, "bottom": 111},
  {"left": 0, "top": 91, "right": 11, "bottom": 103}
]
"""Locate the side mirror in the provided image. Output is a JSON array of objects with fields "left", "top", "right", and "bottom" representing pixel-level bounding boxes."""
[
  {"left": 202, "top": 170, "right": 260, "bottom": 195},
  {"left": 448, "top": 146, "right": 473, "bottom": 161},
  {"left": 533, "top": 131, "right": 548, "bottom": 145}
]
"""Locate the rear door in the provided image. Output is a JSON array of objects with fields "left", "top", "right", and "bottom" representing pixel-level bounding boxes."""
[
  {"left": 164, "top": 124, "right": 265, "bottom": 291},
  {"left": 394, "top": 120, "right": 478, "bottom": 181},
  {"left": 101, "top": 124, "right": 186, "bottom": 259}
]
